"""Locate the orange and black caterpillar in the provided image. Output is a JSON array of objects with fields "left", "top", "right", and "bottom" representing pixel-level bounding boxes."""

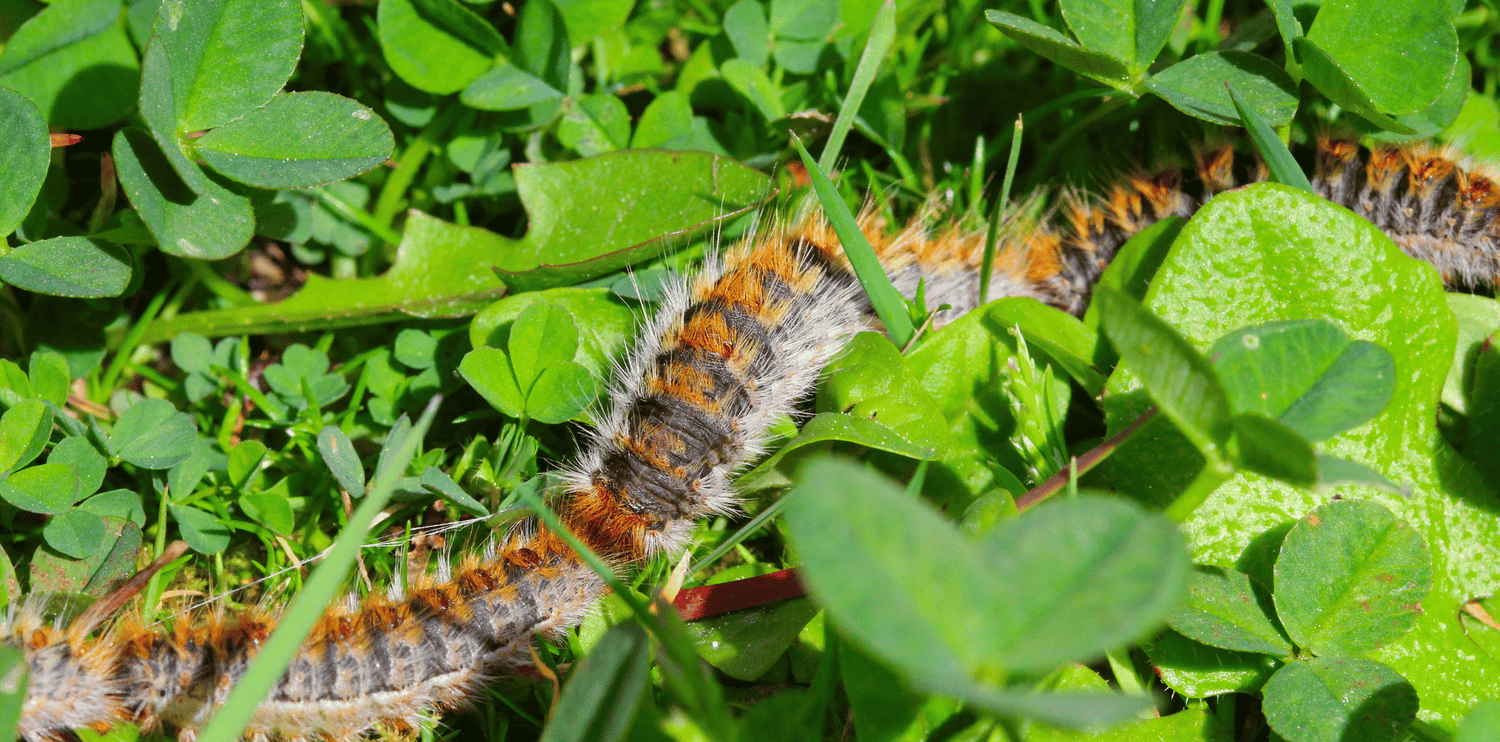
[{"left": 11, "top": 137, "right": 1499, "bottom": 741}]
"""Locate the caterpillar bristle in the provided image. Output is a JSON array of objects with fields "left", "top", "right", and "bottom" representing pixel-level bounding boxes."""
[
  {"left": 14, "top": 617, "right": 121, "bottom": 742},
  {"left": 13, "top": 134, "right": 1500, "bottom": 741}
]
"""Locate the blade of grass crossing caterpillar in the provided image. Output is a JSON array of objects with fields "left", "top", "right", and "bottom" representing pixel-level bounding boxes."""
[
  {"left": 1227, "top": 82, "right": 1313, "bottom": 193},
  {"left": 538, "top": 620, "right": 651, "bottom": 742},
  {"left": 818, "top": 0, "right": 895, "bottom": 174},
  {"left": 792, "top": 135, "right": 916, "bottom": 348},
  {"left": 520, "top": 490, "right": 736, "bottom": 740},
  {"left": 981, "top": 115, "right": 1024, "bottom": 305},
  {"left": 196, "top": 394, "right": 444, "bottom": 742}
]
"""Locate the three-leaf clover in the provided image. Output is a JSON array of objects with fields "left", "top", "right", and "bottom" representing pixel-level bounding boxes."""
[
  {"left": 459, "top": 302, "right": 598, "bottom": 424},
  {"left": 1166, "top": 499, "right": 1433, "bottom": 742}
]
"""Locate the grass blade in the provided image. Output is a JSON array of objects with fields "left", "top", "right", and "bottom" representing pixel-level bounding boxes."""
[
  {"left": 1226, "top": 82, "right": 1313, "bottom": 193},
  {"left": 818, "top": 0, "right": 895, "bottom": 173},
  {"left": 980, "top": 115, "right": 1023, "bottom": 304},
  {"left": 196, "top": 395, "right": 445, "bottom": 742},
  {"left": 520, "top": 489, "right": 735, "bottom": 740},
  {"left": 793, "top": 135, "right": 915, "bottom": 347}
]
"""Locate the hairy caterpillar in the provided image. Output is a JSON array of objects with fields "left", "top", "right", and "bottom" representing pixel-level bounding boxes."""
[{"left": 11, "top": 137, "right": 1499, "bottom": 742}]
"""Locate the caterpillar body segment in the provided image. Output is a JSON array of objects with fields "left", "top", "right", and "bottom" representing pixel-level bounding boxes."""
[
  {"left": 561, "top": 225, "right": 868, "bottom": 562},
  {"left": 11, "top": 137, "right": 1500, "bottom": 741},
  {"left": 103, "top": 534, "right": 603, "bottom": 742},
  {"left": 14, "top": 618, "right": 122, "bottom": 742},
  {"left": 1313, "top": 139, "right": 1500, "bottom": 289}
]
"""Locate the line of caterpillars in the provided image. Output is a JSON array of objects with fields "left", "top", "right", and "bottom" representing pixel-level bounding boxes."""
[{"left": 12, "top": 138, "right": 1499, "bottom": 742}]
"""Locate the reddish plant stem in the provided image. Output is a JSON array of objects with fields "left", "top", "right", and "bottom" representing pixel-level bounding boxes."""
[
  {"left": 1012, "top": 406, "right": 1159, "bottom": 511},
  {"left": 675, "top": 407, "right": 1162, "bottom": 622}
]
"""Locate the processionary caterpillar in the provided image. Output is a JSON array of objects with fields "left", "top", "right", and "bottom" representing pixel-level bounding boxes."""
[{"left": 11, "top": 138, "right": 1500, "bottom": 741}]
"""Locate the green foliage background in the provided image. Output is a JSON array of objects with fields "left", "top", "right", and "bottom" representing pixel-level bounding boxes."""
[{"left": 0, "top": 0, "right": 1499, "bottom": 740}]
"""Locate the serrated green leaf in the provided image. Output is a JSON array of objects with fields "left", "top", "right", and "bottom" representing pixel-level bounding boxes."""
[{"left": 135, "top": 152, "right": 769, "bottom": 344}]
